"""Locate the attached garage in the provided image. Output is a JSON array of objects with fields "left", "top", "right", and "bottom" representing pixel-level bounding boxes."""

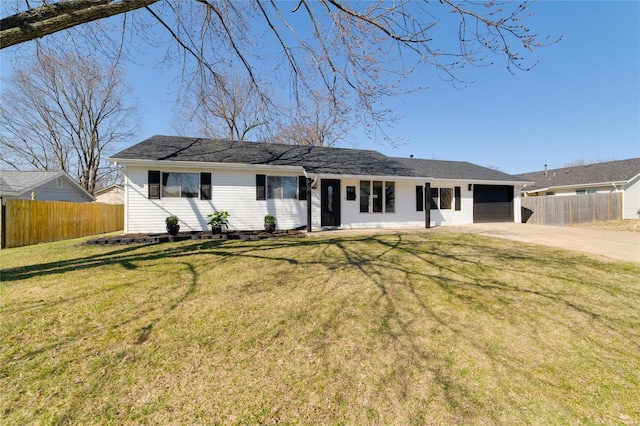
[{"left": 473, "top": 185, "right": 514, "bottom": 223}]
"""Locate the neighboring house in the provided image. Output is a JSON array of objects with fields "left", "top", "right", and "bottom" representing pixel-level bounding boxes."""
[
  {"left": 108, "top": 135, "right": 531, "bottom": 234},
  {"left": 94, "top": 184, "right": 125, "bottom": 204},
  {"left": 0, "top": 170, "right": 95, "bottom": 203},
  {"left": 518, "top": 158, "right": 640, "bottom": 219}
]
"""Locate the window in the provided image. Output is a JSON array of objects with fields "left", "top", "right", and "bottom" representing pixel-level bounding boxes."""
[
  {"left": 360, "top": 181, "right": 370, "bottom": 212},
  {"left": 428, "top": 187, "right": 456, "bottom": 210},
  {"left": 360, "top": 180, "right": 395, "bottom": 213},
  {"left": 267, "top": 176, "right": 298, "bottom": 199},
  {"left": 162, "top": 172, "right": 199, "bottom": 198},
  {"left": 385, "top": 182, "right": 395, "bottom": 213},
  {"left": 346, "top": 186, "right": 357, "bottom": 201},
  {"left": 440, "top": 188, "right": 452, "bottom": 210},
  {"left": 577, "top": 189, "right": 597, "bottom": 195},
  {"left": 372, "top": 181, "right": 383, "bottom": 212},
  {"left": 416, "top": 186, "right": 424, "bottom": 211},
  {"left": 148, "top": 171, "right": 211, "bottom": 199},
  {"left": 429, "top": 188, "right": 439, "bottom": 209}
]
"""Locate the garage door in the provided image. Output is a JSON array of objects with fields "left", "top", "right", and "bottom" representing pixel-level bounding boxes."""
[{"left": 473, "top": 185, "right": 514, "bottom": 223}]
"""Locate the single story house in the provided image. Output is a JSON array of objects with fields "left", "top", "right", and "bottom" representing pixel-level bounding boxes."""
[
  {"left": 518, "top": 158, "right": 640, "bottom": 219},
  {"left": 0, "top": 170, "right": 95, "bottom": 203},
  {"left": 108, "top": 135, "right": 531, "bottom": 234},
  {"left": 94, "top": 184, "right": 125, "bottom": 204}
]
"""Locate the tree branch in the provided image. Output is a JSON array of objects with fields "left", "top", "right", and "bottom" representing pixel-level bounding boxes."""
[{"left": 1, "top": 0, "right": 158, "bottom": 49}]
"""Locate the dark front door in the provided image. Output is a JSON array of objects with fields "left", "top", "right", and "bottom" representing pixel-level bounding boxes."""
[{"left": 321, "top": 179, "right": 341, "bottom": 227}]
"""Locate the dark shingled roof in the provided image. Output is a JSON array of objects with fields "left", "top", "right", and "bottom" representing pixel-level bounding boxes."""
[
  {"left": 391, "top": 157, "right": 529, "bottom": 182},
  {"left": 517, "top": 158, "right": 640, "bottom": 192},
  {"left": 110, "top": 135, "right": 527, "bottom": 182}
]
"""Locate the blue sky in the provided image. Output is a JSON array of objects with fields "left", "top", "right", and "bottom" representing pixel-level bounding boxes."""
[{"left": 2, "top": 1, "right": 639, "bottom": 174}]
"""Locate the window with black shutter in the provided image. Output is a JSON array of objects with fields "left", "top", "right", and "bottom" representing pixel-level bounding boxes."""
[
  {"left": 201, "top": 173, "right": 212, "bottom": 200},
  {"left": 148, "top": 170, "right": 160, "bottom": 199},
  {"left": 256, "top": 174, "right": 266, "bottom": 200}
]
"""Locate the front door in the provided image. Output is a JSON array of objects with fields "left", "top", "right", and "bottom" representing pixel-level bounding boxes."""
[{"left": 321, "top": 179, "right": 341, "bottom": 227}]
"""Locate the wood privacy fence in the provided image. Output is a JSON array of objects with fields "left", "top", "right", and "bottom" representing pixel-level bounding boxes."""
[
  {"left": 521, "top": 193, "right": 622, "bottom": 226},
  {"left": 1, "top": 199, "right": 124, "bottom": 248}
]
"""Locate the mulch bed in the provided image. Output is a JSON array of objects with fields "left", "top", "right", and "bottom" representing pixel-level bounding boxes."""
[{"left": 84, "top": 230, "right": 306, "bottom": 245}]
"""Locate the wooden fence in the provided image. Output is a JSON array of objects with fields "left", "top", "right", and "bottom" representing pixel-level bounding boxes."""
[
  {"left": 521, "top": 193, "right": 622, "bottom": 226},
  {"left": 1, "top": 199, "right": 124, "bottom": 248}
]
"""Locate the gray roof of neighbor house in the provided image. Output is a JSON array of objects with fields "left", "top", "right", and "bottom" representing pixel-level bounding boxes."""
[
  {"left": 110, "top": 135, "right": 528, "bottom": 182},
  {"left": 517, "top": 158, "right": 640, "bottom": 192},
  {"left": 0, "top": 170, "right": 95, "bottom": 199},
  {"left": 0, "top": 170, "right": 64, "bottom": 195}
]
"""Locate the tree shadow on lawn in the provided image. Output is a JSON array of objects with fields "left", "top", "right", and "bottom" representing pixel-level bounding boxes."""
[
  {"left": 302, "top": 234, "right": 640, "bottom": 421},
  {"left": 2, "top": 233, "right": 639, "bottom": 422}
]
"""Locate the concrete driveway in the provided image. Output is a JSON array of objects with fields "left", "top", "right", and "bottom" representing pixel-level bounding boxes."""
[{"left": 439, "top": 223, "right": 640, "bottom": 264}]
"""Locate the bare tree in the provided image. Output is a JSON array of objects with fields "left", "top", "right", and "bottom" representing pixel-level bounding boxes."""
[
  {"left": 0, "top": 47, "right": 138, "bottom": 194},
  {"left": 185, "top": 73, "right": 271, "bottom": 141},
  {"left": 2, "top": 1, "right": 557, "bottom": 142},
  {"left": 273, "top": 93, "right": 349, "bottom": 147}
]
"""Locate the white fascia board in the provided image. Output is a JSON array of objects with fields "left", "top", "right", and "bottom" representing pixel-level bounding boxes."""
[
  {"left": 522, "top": 187, "right": 549, "bottom": 194},
  {"left": 107, "top": 158, "right": 305, "bottom": 174},
  {"left": 304, "top": 173, "right": 530, "bottom": 186},
  {"left": 547, "top": 181, "right": 627, "bottom": 191},
  {"left": 308, "top": 173, "right": 434, "bottom": 182},
  {"left": 459, "top": 179, "right": 533, "bottom": 187}
]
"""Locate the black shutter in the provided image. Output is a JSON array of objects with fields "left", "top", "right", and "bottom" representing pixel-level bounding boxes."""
[
  {"left": 455, "top": 186, "right": 461, "bottom": 211},
  {"left": 425, "top": 182, "right": 431, "bottom": 229},
  {"left": 298, "top": 176, "right": 307, "bottom": 200},
  {"left": 201, "top": 173, "right": 212, "bottom": 200},
  {"left": 416, "top": 185, "right": 424, "bottom": 211},
  {"left": 148, "top": 171, "right": 160, "bottom": 199},
  {"left": 256, "top": 174, "right": 266, "bottom": 200}
]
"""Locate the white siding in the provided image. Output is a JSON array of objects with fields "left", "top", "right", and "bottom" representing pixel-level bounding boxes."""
[
  {"left": 124, "top": 166, "right": 306, "bottom": 234},
  {"left": 310, "top": 178, "right": 475, "bottom": 230},
  {"left": 623, "top": 175, "right": 640, "bottom": 219},
  {"left": 427, "top": 180, "right": 475, "bottom": 226},
  {"left": 124, "top": 165, "right": 523, "bottom": 233}
]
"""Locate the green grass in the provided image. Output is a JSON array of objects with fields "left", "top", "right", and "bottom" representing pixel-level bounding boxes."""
[{"left": 1, "top": 232, "right": 639, "bottom": 425}]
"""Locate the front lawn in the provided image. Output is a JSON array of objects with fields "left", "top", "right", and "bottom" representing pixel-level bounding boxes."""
[{"left": 1, "top": 232, "right": 639, "bottom": 424}]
